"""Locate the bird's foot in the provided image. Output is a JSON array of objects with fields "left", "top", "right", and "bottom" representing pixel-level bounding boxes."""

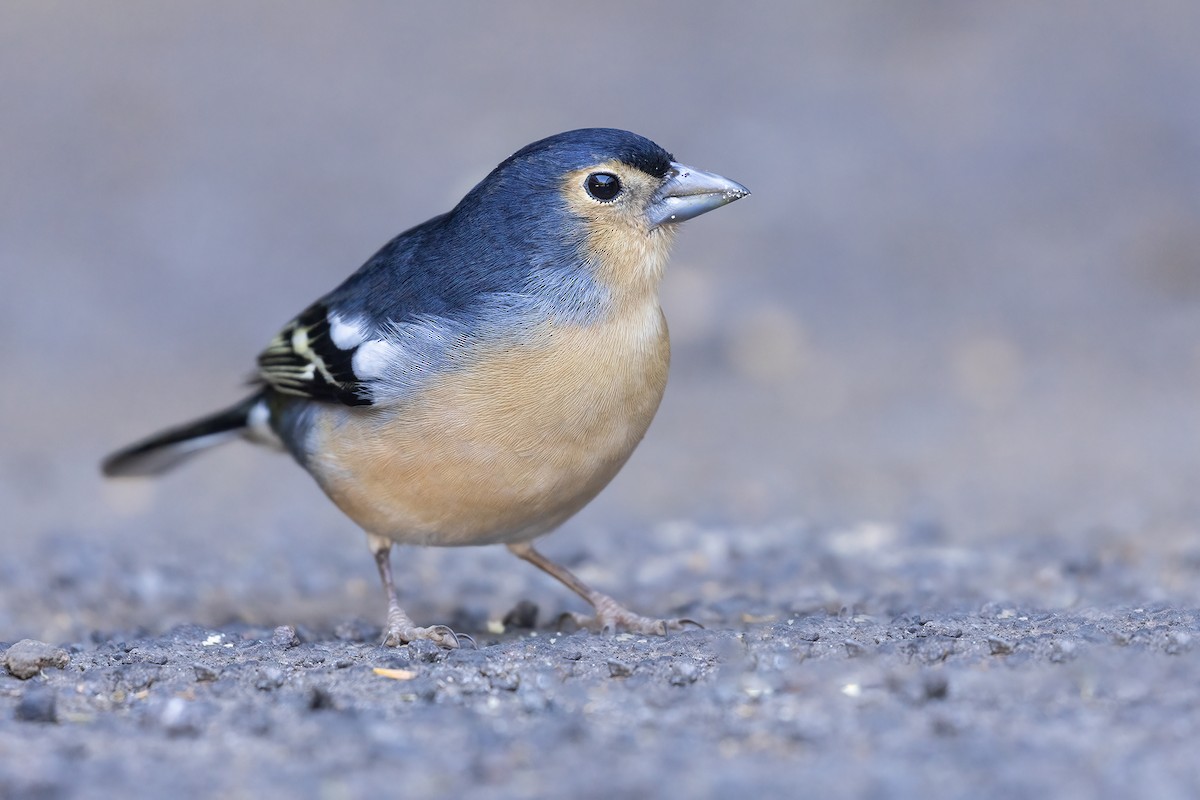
[
  {"left": 381, "top": 607, "right": 470, "bottom": 649},
  {"left": 563, "top": 593, "right": 703, "bottom": 636}
]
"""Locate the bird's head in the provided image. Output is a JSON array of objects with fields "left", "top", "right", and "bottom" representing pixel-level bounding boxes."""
[{"left": 454, "top": 128, "right": 749, "bottom": 304}]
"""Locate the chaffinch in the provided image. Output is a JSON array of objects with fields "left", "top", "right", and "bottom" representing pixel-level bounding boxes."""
[{"left": 104, "top": 128, "right": 749, "bottom": 647}]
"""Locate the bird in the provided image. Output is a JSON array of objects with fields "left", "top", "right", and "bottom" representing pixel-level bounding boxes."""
[{"left": 103, "top": 128, "right": 749, "bottom": 648}]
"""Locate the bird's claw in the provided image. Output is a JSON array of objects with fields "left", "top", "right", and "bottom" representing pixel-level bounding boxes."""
[{"left": 381, "top": 621, "right": 470, "bottom": 649}]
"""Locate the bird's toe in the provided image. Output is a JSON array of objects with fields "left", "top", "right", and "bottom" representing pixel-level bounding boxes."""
[{"left": 380, "top": 620, "right": 468, "bottom": 649}]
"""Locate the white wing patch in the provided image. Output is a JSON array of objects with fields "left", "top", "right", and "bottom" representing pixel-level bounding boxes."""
[
  {"left": 350, "top": 315, "right": 469, "bottom": 400},
  {"left": 329, "top": 314, "right": 368, "bottom": 350},
  {"left": 350, "top": 339, "right": 394, "bottom": 379}
]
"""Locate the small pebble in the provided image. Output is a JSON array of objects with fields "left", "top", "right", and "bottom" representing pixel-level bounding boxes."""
[
  {"left": 272, "top": 626, "right": 300, "bottom": 649},
  {"left": 5, "top": 639, "right": 70, "bottom": 680},
  {"left": 405, "top": 639, "right": 445, "bottom": 664}
]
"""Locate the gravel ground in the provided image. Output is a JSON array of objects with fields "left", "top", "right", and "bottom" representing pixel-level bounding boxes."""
[
  {"left": 2, "top": 521, "right": 1199, "bottom": 799},
  {"left": 3, "top": 3, "right": 1200, "bottom": 799}
]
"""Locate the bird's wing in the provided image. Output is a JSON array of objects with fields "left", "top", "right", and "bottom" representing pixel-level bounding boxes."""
[
  {"left": 256, "top": 297, "right": 482, "bottom": 408},
  {"left": 256, "top": 213, "right": 472, "bottom": 408},
  {"left": 255, "top": 210, "right": 524, "bottom": 408},
  {"left": 257, "top": 301, "right": 376, "bottom": 406}
]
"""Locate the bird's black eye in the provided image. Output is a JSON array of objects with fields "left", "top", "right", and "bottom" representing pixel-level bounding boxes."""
[{"left": 585, "top": 172, "right": 622, "bottom": 202}]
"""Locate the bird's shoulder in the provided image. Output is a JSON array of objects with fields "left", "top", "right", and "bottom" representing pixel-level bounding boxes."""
[{"left": 254, "top": 211, "right": 578, "bottom": 407}]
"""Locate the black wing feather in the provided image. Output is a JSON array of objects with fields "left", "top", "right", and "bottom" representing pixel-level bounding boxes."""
[{"left": 257, "top": 303, "right": 372, "bottom": 406}]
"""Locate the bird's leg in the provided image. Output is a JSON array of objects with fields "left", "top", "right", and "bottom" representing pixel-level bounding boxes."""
[
  {"left": 368, "top": 534, "right": 463, "bottom": 648},
  {"left": 507, "top": 542, "right": 700, "bottom": 635}
]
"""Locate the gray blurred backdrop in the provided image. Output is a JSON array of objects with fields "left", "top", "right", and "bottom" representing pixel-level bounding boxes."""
[{"left": 2, "top": 2, "right": 1198, "bottom": 640}]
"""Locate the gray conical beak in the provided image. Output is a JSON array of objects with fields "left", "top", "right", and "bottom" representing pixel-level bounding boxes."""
[{"left": 647, "top": 161, "right": 750, "bottom": 228}]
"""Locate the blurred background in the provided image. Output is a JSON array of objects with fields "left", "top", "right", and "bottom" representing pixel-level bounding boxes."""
[{"left": 2, "top": 2, "right": 1198, "bottom": 639}]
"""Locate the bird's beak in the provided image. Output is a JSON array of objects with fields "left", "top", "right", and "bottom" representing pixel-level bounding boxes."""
[{"left": 647, "top": 161, "right": 750, "bottom": 229}]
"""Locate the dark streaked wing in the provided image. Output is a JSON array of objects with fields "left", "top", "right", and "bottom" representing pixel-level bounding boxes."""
[{"left": 257, "top": 303, "right": 373, "bottom": 406}]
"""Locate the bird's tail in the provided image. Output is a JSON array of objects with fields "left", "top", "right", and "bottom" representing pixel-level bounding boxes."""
[{"left": 102, "top": 392, "right": 266, "bottom": 477}]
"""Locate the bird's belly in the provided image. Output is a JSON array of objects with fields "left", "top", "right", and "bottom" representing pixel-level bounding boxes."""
[{"left": 308, "top": 311, "right": 669, "bottom": 546}]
